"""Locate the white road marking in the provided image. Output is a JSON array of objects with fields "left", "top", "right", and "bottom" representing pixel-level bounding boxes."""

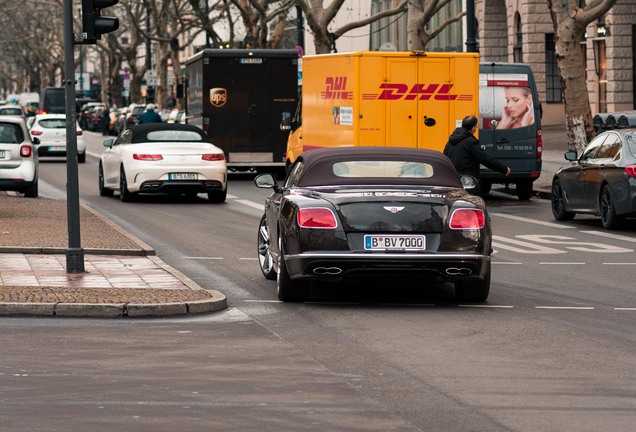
[
  {"left": 234, "top": 199, "right": 264, "bottom": 210},
  {"left": 539, "top": 262, "right": 586, "bottom": 265},
  {"left": 492, "top": 261, "right": 523, "bottom": 265},
  {"left": 239, "top": 258, "right": 258, "bottom": 260},
  {"left": 603, "top": 262, "right": 636, "bottom": 265},
  {"left": 516, "top": 234, "right": 633, "bottom": 253},
  {"left": 182, "top": 257, "right": 224, "bottom": 260},
  {"left": 535, "top": 306, "right": 595, "bottom": 310},
  {"left": 459, "top": 305, "right": 514, "bottom": 308},
  {"left": 582, "top": 230, "right": 636, "bottom": 243},
  {"left": 615, "top": 308, "right": 636, "bottom": 311},
  {"left": 490, "top": 213, "right": 575, "bottom": 228},
  {"left": 244, "top": 300, "right": 281, "bottom": 303},
  {"left": 493, "top": 235, "right": 566, "bottom": 254},
  {"left": 226, "top": 193, "right": 238, "bottom": 199}
]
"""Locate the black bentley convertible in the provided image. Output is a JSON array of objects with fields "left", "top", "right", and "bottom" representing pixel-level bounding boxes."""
[{"left": 255, "top": 147, "right": 493, "bottom": 303}]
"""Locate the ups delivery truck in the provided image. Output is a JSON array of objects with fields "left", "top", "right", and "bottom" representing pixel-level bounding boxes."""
[{"left": 185, "top": 49, "right": 299, "bottom": 173}]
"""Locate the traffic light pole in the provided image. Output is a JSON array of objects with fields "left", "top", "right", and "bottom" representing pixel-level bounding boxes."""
[{"left": 64, "top": 0, "right": 85, "bottom": 273}]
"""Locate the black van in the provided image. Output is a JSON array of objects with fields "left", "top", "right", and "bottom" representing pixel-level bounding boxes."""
[
  {"left": 40, "top": 87, "right": 66, "bottom": 114},
  {"left": 478, "top": 63, "right": 543, "bottom": 200}
]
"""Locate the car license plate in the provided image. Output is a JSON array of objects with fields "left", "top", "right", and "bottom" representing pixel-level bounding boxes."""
[
  {"left": 169, "top": 173, "right": 198, "bottom": 180},
  {"left": 364, "top": 235, "right": 426, "bottom": 251},
  {"left": 49, "top": 146, "right": 65, "bottom": 151}
]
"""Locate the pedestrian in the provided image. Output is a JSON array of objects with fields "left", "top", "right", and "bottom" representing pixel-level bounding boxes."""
[
  {"left": 166, "top": 93, "right": 176, "bottom": 110},
  {"left": 138, "top": 103, "right": 162, "bottom": 124},
  {"left": 443, "top": 115, "right": 511, "bottom": 195},
  {"left": 101, "top": 105, "right": 110, "bottom": 136}
]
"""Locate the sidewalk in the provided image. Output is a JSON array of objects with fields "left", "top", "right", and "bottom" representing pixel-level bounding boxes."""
[{"left": 0, "top": 195, "right": 227, "bottom": 318}]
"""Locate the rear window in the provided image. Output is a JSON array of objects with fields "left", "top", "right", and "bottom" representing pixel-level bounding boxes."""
[
  {"left": 0, "top": 108, "right": 23, "bottom": 116},
  {"left": 43, "top": 89, "right": 65, "bottom": 111},
  {"left": 0, "top": 123, "right": 24, "bottom": 143},
  {"left": 332, "top": 161, "right": 434, "bottom": 179},
  {"left": 145, "top": 130, "right": 204, "bottom": 142},
  {"left": 38, "top": 119, "right": 66, "bottom": 129},
  {"left": 132, "top": 107, "right": 145, "bottom": 115}
]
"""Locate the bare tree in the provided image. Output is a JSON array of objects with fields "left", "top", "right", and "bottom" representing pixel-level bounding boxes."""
[
  {"left": 297, "top": 0, "right": 408, "bottom": 54},
  {"left": 406, "top": 0, "right": 465, "bottom": 50},
  {"left": 546, "top": 0, "right": 617, "bottom": 152}
]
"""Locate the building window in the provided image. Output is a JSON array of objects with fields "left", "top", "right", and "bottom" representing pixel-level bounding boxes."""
[
  {"left": 545, "top": 34, "right": 563, "bottom": 103},
  {"left": 513, "top": 13, "right": 522, "bottom": 62}
]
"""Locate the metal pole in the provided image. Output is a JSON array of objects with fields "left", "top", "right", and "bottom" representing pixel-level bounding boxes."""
[
  {"left": 296, "top": 3, "right": 304, "bottom": 51},
  {"left": 465, "top": 0, "right": 478, "bottom": 53},
  {"left": 146, "top": 7, "right": 151, "bottom": 69},
  {"left": 63, "top": 0, "right": 84, "bottom": 272}
]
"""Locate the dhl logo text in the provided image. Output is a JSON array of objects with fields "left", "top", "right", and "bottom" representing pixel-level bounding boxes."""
[{"left": 320, "top": 77, "right": 472, "bottom": 101}]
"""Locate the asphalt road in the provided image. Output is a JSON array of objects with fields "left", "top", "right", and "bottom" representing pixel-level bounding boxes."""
[{"left": 1, "top": 130, "right": 634, "bottom": 432}]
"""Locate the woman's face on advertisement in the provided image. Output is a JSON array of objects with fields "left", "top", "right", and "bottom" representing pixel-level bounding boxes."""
[{"left": 504, "top": 88, "right": 531, "bottom": 117}]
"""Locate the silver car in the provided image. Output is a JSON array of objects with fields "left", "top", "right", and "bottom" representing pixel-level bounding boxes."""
[{"left": 0, "top": 117, "right": 40, "bottom": 197}]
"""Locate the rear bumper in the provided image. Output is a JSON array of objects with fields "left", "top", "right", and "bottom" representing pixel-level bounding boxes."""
[
  {"left": 284, "top": 252, "right": 490, "bottom": 282},
  {"left": 138, "top": 179, "right": 225, "bottom": 194}
]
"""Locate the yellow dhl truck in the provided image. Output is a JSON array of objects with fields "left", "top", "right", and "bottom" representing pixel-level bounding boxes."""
[{"left": 281, "top": 51, "right": 480, "bottom": 166}]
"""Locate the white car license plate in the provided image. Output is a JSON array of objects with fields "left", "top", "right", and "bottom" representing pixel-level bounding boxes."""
[
  {"left": 49, "top": 146, "right": 65, "bottom": 151},
  {"left": 169, "top": 173, "right": 198, "bottom": 180},
  {"left": 364, "top": 235, "right": 426, "bottom": 251}
]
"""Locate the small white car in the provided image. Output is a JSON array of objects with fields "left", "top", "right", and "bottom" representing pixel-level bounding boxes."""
[
  {"left": 99, "top": 123, "right": 227, "bottom": 202},
  {"left": 28, "top": 114, "right": 87, "bottom": 163},
  {"left": 0, "top": 117, "right": 39, "bottom": 197},
  {"left": 0, "top": 104, "right": 26, "bottom": 120}
]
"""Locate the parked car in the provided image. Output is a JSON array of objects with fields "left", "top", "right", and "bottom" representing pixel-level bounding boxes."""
[
  {"left": 125, "top": 104, "right": 146, "bottom": 128},
  {"left": 254, "top": 146, "right": 492, "bottom": 303},
  {"left": 551, "top": 129, "right": 636, "bottom": 229},
  {"left": 28, "top": 114, "right": 87, "bottom": 163},
  {"left": 0, "top": 104, "right": 26, "bottom": 120},
  {"left": 0, "top": 117, "right": 39, "bottom": 197},
  {"left": 99, "top": 123, "right": 227, "bottom": 202}
]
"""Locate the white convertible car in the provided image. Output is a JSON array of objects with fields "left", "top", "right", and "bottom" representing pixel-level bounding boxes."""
[{"left": 99, "top": 123, "right": 227, "bottom": 202}]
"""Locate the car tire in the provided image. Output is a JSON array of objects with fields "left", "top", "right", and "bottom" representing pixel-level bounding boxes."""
[
  {"left": 455, "top": 263, "right": 490, "bottom": 303},
  {"left": 207, "top": 188, "right": 227, "bottom": 203},
  {"left": 99, "top": 163, "right": 114, "bottom": 197},
  {"left": 257, "top": 215, "right": 277, "bottom": 280},
  {"left": 516, "top": 180, "right": 533, "bottom": 201},
  {"left": 277, "top": 241, "right": 308, "bottom": 302},
  {"left": 78, "top": 152, "right": 86, "bottom": 163},
  {"left": 600, "top": 185, "right": 624, "bottom": 230},
  {"left": 480, "top": 181, "right": 492, "bottom": 195},
  {"left": 119, "top": 167, "right": 137, "bottom": 202},
  {"left": 23, "top": 177, "right": 38, "bottom": 198},
  {"left": 551, "top": 179, "right": 575, "bottom": 221}
]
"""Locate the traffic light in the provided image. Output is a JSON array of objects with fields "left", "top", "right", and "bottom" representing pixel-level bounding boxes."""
[{"left": 81, "top": 0, "right": 119, "bottom": 43}]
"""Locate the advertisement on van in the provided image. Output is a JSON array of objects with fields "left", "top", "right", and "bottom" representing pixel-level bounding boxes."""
[{"left": 479, "top": 73, "right": 535, "bottom": 130}]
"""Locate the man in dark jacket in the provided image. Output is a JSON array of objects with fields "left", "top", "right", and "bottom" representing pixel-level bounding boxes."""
[
  {"left": 138, "top": 104, "right": 162, "bottom": 124},
  {"left": 443, "top": 115, "right": 510, "bottom": 195}
]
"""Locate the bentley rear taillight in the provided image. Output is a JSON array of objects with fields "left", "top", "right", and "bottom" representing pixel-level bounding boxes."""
[
  {"left": 449, "top": 209, "right": 485, "bottom": 229},
  {"left": 133, "top": 154, "right": 163, "bottom": 161},
  {"left": 626, "top": 165, "right": 636, "bottom": 177},
  {"left": 297, "top": 208, "right": 337, "bottom": 229}
]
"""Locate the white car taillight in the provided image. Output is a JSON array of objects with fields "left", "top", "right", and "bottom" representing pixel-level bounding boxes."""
[
  {"left": 297, "top": 208, "right": 338, "bottom": 229},
  {"left": 20, "top": 144, "right": 33, "bottom": 158},
  {"left": 133, "top": 154, "right": 163, "bottom": 161},
  {"left": 449, "top": 209, "right": 485, "bottom": 229},
  {"left": 202, "top": 153, "right": 225, "bottom": 161}
]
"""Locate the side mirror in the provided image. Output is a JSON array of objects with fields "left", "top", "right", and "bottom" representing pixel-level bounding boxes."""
[
  {"left": 254, "top": 173, "right": 278, "bottom": 190},
  {"left": 32, "top": 137, "right": 40, "bottom": 145},
  {"left": 103, "top": 139, "right": 114, "bottom": 148},
  {"left": 460, "top": 174, "right": 479, "bottom": 192},
  {"left": 280, "top": 112, "right": 292, "bottom": 131},
  {"left": 564, "top": 150, "right": 577, "bottom": 161}
]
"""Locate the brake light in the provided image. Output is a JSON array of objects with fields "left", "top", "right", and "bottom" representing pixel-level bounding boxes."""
[
  {"left": 202, "top": 153, "right": 225, "bottom": 161},
  {"left": 449, "top": 209, "right": 485, "bottom": 229},
  {"left": 297, "top": 208, "right": 337, "bottom": 229},
  {"left": 31, "top": 130, "right": 43, "bottom": 136},
  {"left": 626, "top": 165, "right": 636, "bottom": 177},
  {"left": 536, "top": 128, "right": 543, "bottom": 159},
  {"left": 77, "top": 130, "right": 83, "bottom": 136},
  {"left": 20, "top": 145, "right": 33, "bottom": 158},
  {"left": 133, "top": 154, "right": 163, "bottom": 161}
]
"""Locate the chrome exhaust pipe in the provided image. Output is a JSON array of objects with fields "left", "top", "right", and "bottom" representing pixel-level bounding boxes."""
[
  {"left": 313, "top": 267, "right": 343, "bottom": 275},
  {"left": 446, "top": 267, "right": 473, "bottom": 276}
]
